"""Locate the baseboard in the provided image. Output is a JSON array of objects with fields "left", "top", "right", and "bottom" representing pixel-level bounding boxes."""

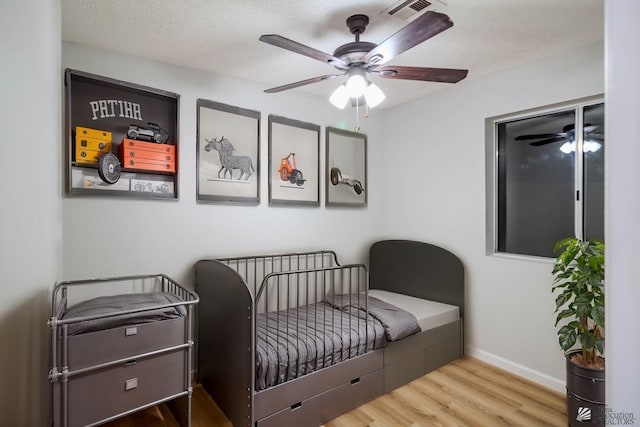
[{"left": 466, "top": 346, "right": 565, "bottom": 393}]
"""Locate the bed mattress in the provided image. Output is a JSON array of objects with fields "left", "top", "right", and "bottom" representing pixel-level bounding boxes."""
[{"left": 367, "top": 289, "right": 460, "bottom": 331}]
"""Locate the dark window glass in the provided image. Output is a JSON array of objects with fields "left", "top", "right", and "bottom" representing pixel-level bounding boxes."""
[
  {"left": 495, "top": 103, "right": 605, "bottom": 258},
  {"left": 583, "top": 103, "right": 605, "bottom": 242},
  {"left": 497, "top": 110, "right": 576, "bottom": 257}
]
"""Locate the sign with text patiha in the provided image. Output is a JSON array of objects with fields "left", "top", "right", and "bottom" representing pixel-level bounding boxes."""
[
  {"left": 66, "top": 70, "right": 177, "bottom": 144},
  {"left": 89, "top": 99, "right": 143, "bottom": 121}
]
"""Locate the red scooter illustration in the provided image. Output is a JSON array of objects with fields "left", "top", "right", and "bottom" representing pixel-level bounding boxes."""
[{"left": 278, "top": 153, "right": 305, "bottom": 186}]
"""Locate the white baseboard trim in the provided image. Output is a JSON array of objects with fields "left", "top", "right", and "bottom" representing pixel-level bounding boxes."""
[{"left": 466, "top": 346, "right": 565, "bottom": 394}]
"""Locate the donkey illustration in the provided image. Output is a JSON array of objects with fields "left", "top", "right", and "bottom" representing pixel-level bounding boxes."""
[{"left": 204, "top": 137, "right": 254, "bottom": 180}]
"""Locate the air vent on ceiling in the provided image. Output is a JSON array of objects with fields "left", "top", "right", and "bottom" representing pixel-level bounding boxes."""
[{"left": 381, "top": 0, "right": 446, "bottom": 22}]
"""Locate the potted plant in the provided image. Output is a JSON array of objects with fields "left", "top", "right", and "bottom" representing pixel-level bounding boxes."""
[{"left": 552, "top": 237, "right": 605, "bottom": 426}]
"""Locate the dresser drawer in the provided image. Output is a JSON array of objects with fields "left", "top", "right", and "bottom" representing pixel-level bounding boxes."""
[
  {"left": 61, "top": 316, "right": 186, "bottom": 370},
  {"left": 65, "top": 350, "right": 186, "bottom": 427}
]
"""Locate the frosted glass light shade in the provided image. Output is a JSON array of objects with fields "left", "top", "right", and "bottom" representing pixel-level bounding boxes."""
[
  {"left": 560, "top": 141, "right": 575, "bottom": 154},
  {"left": 345, "top": 68, "right": 367, "bottom": 98},
  {"left": 364, "top": 82, "right": 385, "bottom": 108},
  {"left": 329, "top": 84, "right": 349, "bottom": 109},
  {"left": 583, "top": 140, "right": 602, "bottom": 153}
]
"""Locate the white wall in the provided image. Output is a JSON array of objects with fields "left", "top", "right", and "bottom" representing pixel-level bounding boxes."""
[
  {"left": 605, "top": 0, "right": 640, "bottom": 416},
  {"left": 61, "top": 43, "right": 386, "bottom": 287},
  {"left": 380, "top": 42, "right": 605, "bottom": 391},
  {"left": 0, "top": 1, "right": 62, "bottom": 425}
]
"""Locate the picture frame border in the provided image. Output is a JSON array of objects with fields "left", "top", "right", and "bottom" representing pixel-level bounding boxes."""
[{"left": 196, "top": 98, "right": 261, "bottom": 204}]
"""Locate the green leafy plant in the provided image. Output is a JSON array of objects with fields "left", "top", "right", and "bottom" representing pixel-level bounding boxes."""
[{"left": 552, "top": 237, "right": 605, "bottom": 366}]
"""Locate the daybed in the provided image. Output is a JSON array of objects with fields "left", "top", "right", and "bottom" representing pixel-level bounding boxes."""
[
  {"left": 48, "top": 274, "right": 199, "bottom": 427},
  {"left": 195, "top": 240, "right": 464, "bottom": 427}
]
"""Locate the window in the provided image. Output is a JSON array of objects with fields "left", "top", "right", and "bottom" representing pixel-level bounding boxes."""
[{"left": 485, "top": 97, "right": 604, "bottom": 258}]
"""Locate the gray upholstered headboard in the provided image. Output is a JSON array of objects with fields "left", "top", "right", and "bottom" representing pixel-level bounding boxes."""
[{"left": 369, "top": 240, "right": 464, "bottom": 318}]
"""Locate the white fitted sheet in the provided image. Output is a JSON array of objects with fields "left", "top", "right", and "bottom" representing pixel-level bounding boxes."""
[{"left": 368, "top": 289, "right": 460, "bottom": 332}]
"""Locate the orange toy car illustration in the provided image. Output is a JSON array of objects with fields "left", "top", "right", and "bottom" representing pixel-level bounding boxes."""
[{"left": 278, "top": 153, "right": 305, "bottom": 186}]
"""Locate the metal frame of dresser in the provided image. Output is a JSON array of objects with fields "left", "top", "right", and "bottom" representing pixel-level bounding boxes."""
[{"left": 48, "top": 274, "right": 199, "bottom": 427}]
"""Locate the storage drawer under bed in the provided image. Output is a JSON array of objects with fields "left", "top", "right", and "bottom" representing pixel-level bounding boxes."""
[
  {"left": 254, "top": 349, "right": 383, "bottom": 420},
  {"left": 383, "top": 320, "right": 462, "bottom": 392},
  {"left": 58, "top": 349, "right": 186, "bottom": 427},
  {"left": 58, "top": 316, "right": 186, "bottom": 370},
  {"left": 256, "top": 369, "right": 383, "bottom": 427}
]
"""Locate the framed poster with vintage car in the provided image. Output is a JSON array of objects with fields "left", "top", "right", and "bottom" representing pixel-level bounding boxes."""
[
  {"left": 65, "top": 69, "right": 179, "bottom": 199},
  {"left": 268, "top": 115, "right": 320, "bottom": 206}
]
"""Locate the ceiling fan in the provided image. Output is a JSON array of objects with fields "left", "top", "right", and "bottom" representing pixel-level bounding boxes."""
[
  {"left": 515, "top": 124, "right": 603, "bottom": 146},
  {"left": 516, "top": 123, "right": 604, "bottom": 153},
  {"left": 258, "top": 11, "right": 469, "bottom": 102}
]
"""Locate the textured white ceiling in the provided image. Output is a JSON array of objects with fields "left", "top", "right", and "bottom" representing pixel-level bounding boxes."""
[{"left": 61, "top": 0, "right": 604, "bottom": 109}]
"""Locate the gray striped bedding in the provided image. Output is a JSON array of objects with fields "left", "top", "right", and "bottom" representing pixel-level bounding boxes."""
[{"left": 255, "top": 296, "right": 419, "bottom": 391}]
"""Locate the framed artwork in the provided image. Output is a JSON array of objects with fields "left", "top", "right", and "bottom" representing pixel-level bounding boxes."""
[
  {"left": 268, "top": 115, "right": 320, "bottom": 206},
  {"left": 65, "top": 69, "right": 179, "bottom": 199},
  {"left": 325, "top": 127, "right": 367, "bottom": 207},
  {"left": 196, "top": 99, "right": 260, "bottom": 204}
]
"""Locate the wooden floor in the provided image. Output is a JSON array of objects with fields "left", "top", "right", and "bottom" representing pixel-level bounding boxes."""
[{"left": 105, "top": 356, "right": 566, "bottom": 427}]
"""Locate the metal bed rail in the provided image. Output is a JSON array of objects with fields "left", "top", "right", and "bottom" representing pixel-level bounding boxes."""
[
  {"left": 217, "top": 250, "right": 339, "bottom": 305},
  {"left": 253, "top": 264, "right": 378, "bottom": 389}
]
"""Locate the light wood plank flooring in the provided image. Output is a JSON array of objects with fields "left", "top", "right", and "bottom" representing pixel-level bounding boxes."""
[{"left": 105, "top": 356, "right": 566, "bottom": 427}]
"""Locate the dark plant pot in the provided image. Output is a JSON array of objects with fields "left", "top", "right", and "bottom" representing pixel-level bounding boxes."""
[{"left": 566, "top": 350, "right": 605, "bottom": 427}]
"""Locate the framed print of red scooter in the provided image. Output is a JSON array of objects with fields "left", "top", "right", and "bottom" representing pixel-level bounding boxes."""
[{"left": 268, "top": 115, "right": 320, "bottom": 206}]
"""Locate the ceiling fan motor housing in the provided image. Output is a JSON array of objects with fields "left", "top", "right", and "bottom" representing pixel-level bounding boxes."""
[
  {"left": 333, "top": 42, "right": 377, "bottom": 65},
  {"left": 346, "top": 14, "right": 370, "bottom": 35}
]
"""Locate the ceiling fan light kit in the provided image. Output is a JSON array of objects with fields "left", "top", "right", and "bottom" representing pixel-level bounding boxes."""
[
  {"left": 259, "top": 10, "right": 468, "bottom": 109},
  {"left": 330, "top": 80, "right": 386, "bottom": 110}
]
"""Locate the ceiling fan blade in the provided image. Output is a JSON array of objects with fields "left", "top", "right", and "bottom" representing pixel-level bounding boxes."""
[
  {"left": 529, "top": 136, "right": 567, "bottom": 146},
  {"left": 264, "top": 74, "right": 345, "bottom": 93},
  {"left": 583, "top": 125, "right": 599, "bottom": 133},
  {"left": 259, "top": 34, "right": 348, "bottom": 69},
  {"left": 378, "top": 66, "right": 467, "bottom": 83},
  {"left": 364, "top": 11, "right": 454, "bottom": 66},
  {"left": 515, "top": 133, "right": 565, "bottom": 141}
]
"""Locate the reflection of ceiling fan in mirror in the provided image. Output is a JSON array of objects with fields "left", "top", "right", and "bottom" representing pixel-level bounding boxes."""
[
  {"left": 258, "top": 11, "right": 468, "bottom": 105},
  {"left": 516, "top": 124, "right": 604, "bottom": 153}
]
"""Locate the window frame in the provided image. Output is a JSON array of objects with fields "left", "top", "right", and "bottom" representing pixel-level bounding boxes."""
[{"left": 485, "top": 94, "right": 604, "bottom": 260}]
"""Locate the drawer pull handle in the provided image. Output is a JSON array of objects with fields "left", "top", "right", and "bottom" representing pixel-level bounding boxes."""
[
  {"left": 125, "top": 378, "right": 138, "bottom": 391},
  {"left": 351, "top": 378, "right": 361, "bottom": 385},
  {"left": 125, "top": 327, "right": 138, "bottom": 336},
  {"left": 291, "top": 402, "right": 302, "bottom": 410}
]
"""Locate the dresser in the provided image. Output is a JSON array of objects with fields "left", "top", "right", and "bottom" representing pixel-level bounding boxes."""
[{"left": 48, "top": 274, "right": 198, "bottom": 427}]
